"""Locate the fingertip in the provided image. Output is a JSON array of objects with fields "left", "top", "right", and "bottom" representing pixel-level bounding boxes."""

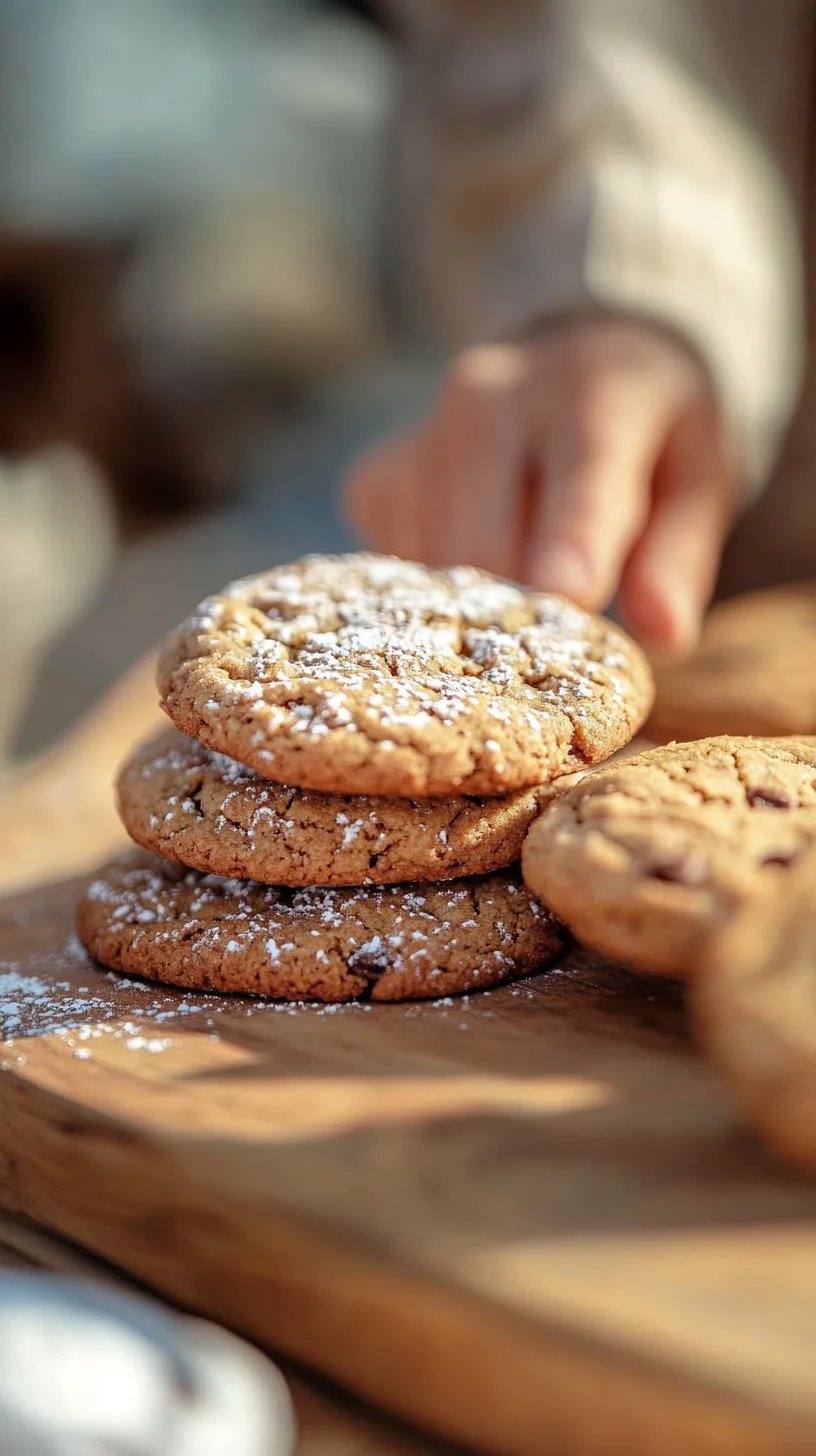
[
  {"left": 619, "top": 574, "right": 701, "bottom": 657},
  {"left": 525, "top": 543, "right": 600, "bottom": 608}
]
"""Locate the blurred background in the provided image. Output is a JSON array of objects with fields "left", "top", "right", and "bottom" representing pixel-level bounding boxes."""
[
  {"left": 0, "top": 0, "right": 443, "bottom": 769},
  {"left": 1, "top": 0, "right": 815, "bottom": 891}
]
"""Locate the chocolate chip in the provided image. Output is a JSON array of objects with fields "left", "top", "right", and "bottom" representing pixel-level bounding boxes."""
[
  {"left": 348, "top": 950, "right": 391, "bottom": 980},
  {"left": 747, "top": 787, "right": 792, "bottom": 809},
  {"left": 650, "top": 853, "right": 708, "bottom": 887}
]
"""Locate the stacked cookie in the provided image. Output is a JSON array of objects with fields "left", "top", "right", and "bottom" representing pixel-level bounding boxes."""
[{"left": 77, "top": 553, "right": 654, "bottom": 1003}]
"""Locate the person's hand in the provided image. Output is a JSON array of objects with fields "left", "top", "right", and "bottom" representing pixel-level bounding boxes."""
[{"left": 344, "top": 319, "right": 736, "bottom": 652}]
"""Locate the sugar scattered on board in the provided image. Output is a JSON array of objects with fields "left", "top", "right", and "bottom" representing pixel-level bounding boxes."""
[{"left": 0, "top": 905, "right": 557, "bottom": 1070}]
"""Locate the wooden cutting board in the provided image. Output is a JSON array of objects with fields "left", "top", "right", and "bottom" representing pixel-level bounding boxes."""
[{"left": 2, "top": 876, "right": 816, "bottom": 1456}]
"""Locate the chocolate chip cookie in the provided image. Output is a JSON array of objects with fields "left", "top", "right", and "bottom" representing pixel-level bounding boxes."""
[
  {"left": 522, "top": 736, "right": 816, "bottom": 977},
  {"left": 694, "top": 846, "right": 816, "bottom": 1173},
  {"left": 648, "top": 582, "right": 816, "bottom": 743},
  {"left": 77, "top": 850, "right": 564, "bottom": 1002},
  {"left": 156, "top": 553, "right": 653, "bottom": 798},
  {"left": 117, "top": 729, "right": 548, "bottom": 887}
]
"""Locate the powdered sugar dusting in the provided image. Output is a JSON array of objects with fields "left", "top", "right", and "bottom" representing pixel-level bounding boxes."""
[
  {"left": 161, "top": 553, "right": 650, "bottom": 787},
  {"left": 0, "top": 937, "right": 228, "bottom": 1046},
  {"left": 0, "top": 908, "right": 570, "bottom": 1074},
  {"left": 76, "top": 852, "right": 560, "bottom": 1005},
  {"left": 0, "top": 938, "right": 377, "bottom": 1067},
  {"left": 120, "top": 728, "right": 546, "bottom": 887}
]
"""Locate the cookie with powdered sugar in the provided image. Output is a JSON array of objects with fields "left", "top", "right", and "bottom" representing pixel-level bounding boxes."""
[
  {"left": 156, "top": 553, "right": 653, "bottom": 798},
  {"left": 117, "top": 728, "right": 550, "bottom": 886},
  {"left": 76, "top": 850, "right": 564, "bottom": 1003}
]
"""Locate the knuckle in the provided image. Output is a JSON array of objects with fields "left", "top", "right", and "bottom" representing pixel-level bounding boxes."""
[
  {"left": 447, "top": 346, "right": 528, "bottom": 404},
  {"left": 551, "top": 339, "right": 599, "bottom": 393},
  {"left": 557, "top": 420, "right": 609, "bottom": 482}
]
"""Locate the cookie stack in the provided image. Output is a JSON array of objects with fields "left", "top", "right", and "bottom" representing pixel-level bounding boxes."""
[{"left": 77, "top": 553, "right": 654, "bottom": 1003}]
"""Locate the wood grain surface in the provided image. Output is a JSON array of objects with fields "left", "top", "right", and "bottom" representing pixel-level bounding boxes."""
[{"left": 2, "top": 876, "right": 816, "bottom": 1455}]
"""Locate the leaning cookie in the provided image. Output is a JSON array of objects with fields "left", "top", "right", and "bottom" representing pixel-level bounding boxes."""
[
  {"left": 117, "top": 729, "right": 548, "bottom": 887},
  {"left": 157, "top": 553, "right": 653, "bottom": 798},
  {"left": 77, "top": 851, "right": 564, "bottom": 1003},
  {"left": 648, "top": 582, "right": 816, "bottom": 743},
  {"left": 693, "top": 847, "right": 816, "bottom": 1174},
  {"left": 521, "top": 735, "right": 816, "bottom": 977}
]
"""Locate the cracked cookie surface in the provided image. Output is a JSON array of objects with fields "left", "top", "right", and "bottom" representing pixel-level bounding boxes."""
[
  {"left": 156, "top": 553, "right": 653, "bottom": 798},
  {"left": 648, "top": 583, "right": 816, "bottom": 743},
  {"left": 521, "top": 736, "right": 816, "bottom": 977},
  {"left": 694, "top": 846, "right": 816, "bottom": 1173},
  {"left": 118, "top": 729, "right": 547, "bottom": 886},
  {"left": 77, "top": 850, "right": 564, "bottom": 1003}
]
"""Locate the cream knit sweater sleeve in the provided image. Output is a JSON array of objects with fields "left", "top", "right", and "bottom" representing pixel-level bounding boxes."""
[{"left": 387, "top": 0, "right": 811, "bottom": 495}]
